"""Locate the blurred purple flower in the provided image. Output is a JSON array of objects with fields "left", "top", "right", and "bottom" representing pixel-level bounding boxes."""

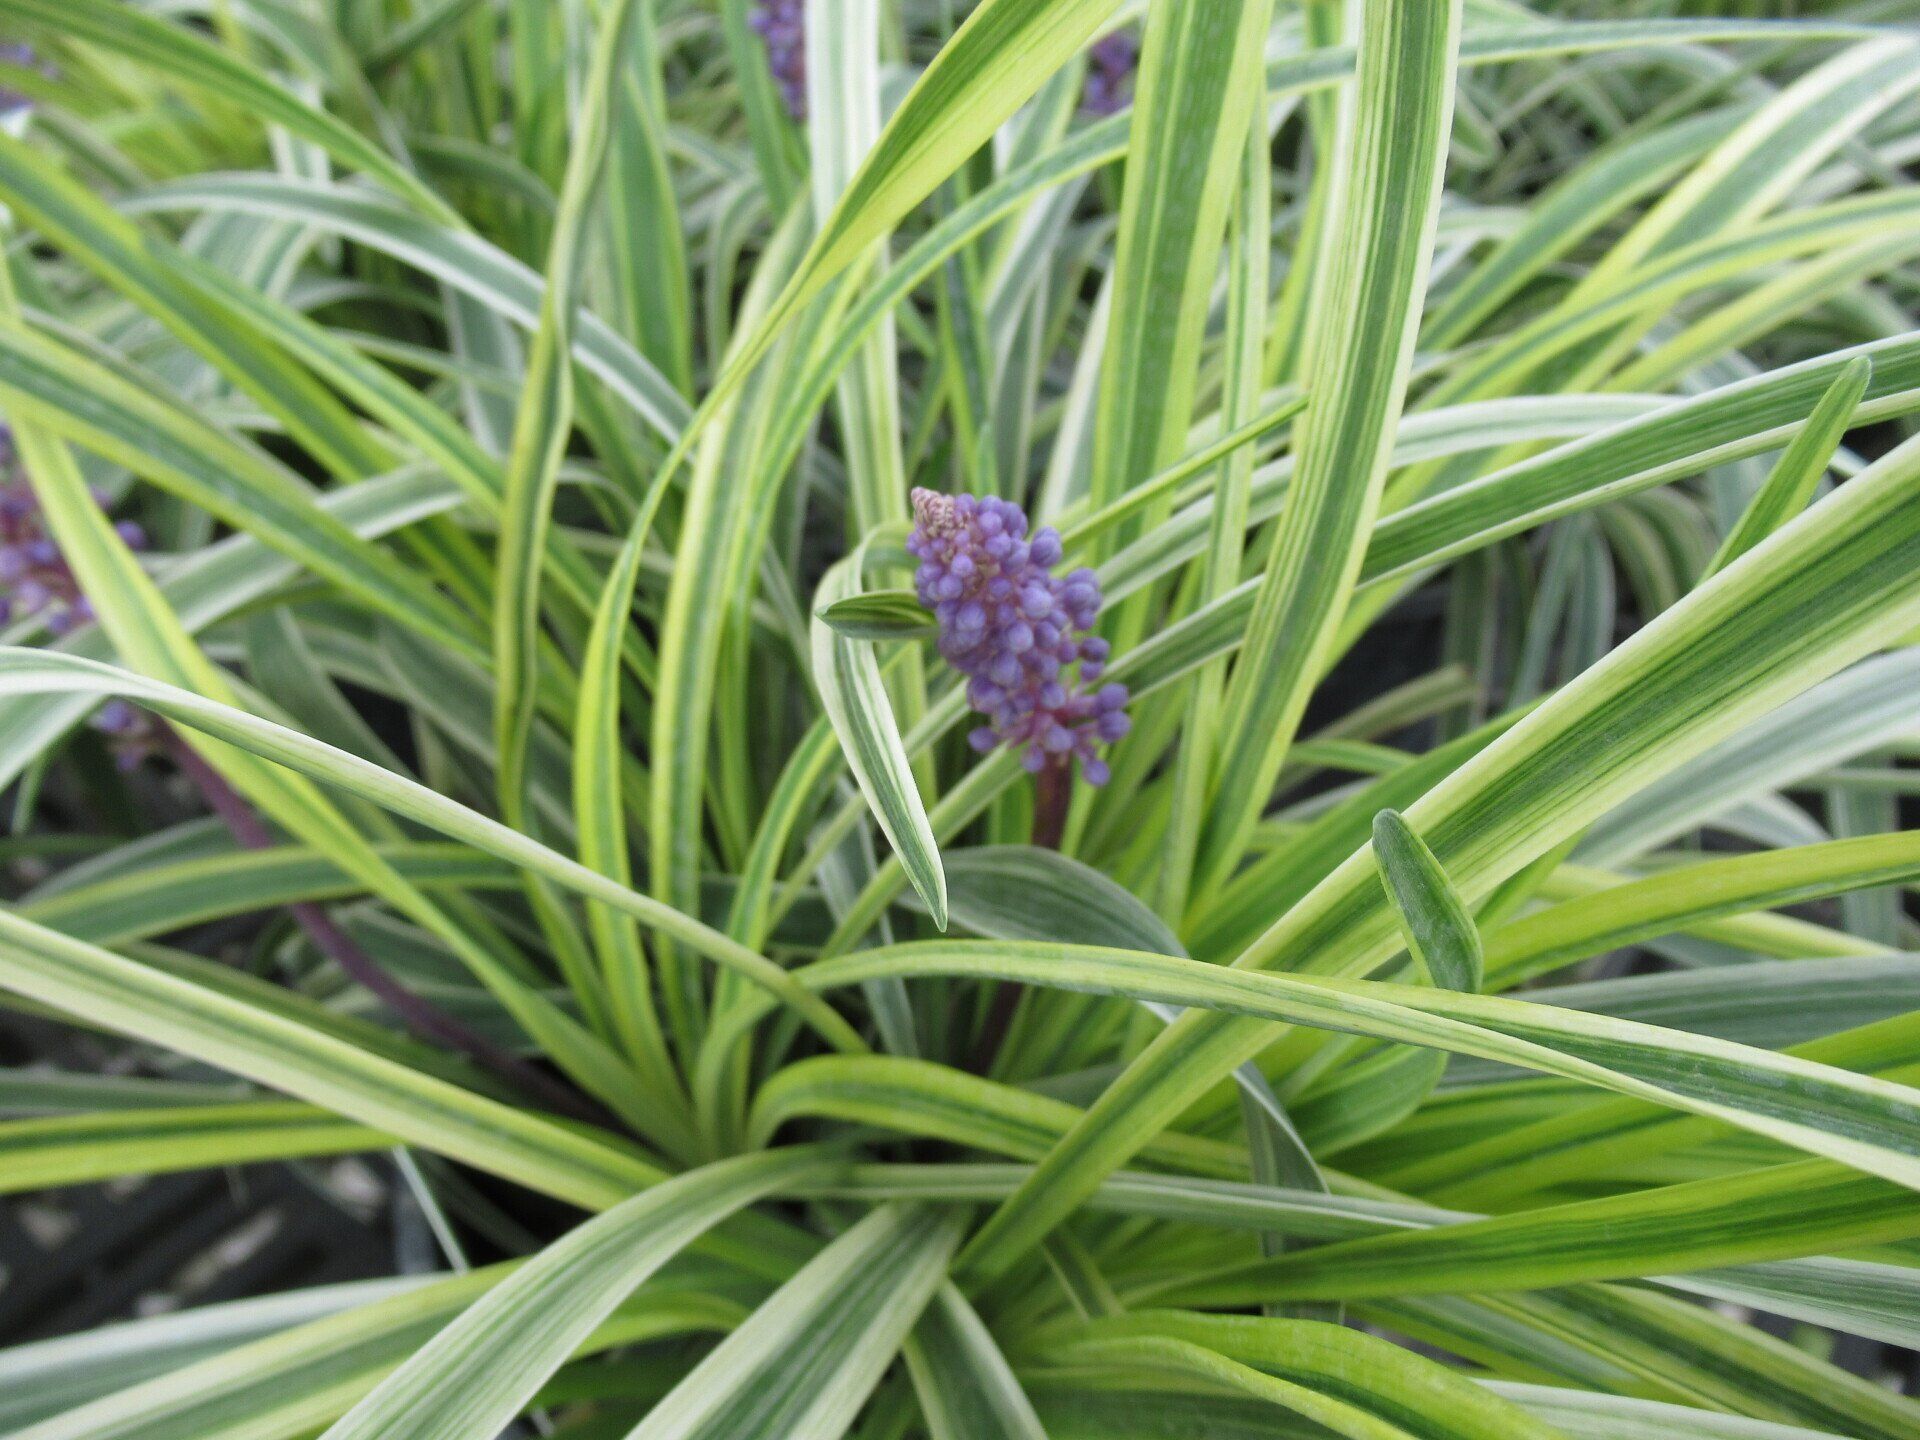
[
  {"left": 1082, "top": 30, "right": 1138, "bottom": 117},
  {"left": 0, "top": 42, "right": 47, "bottom": 114},
  {"left": 749, "top": 0, "right": 806, "bottom": 120},
  {"left": 0, "top": 422, "right": 155, "bottom": 760},
  {"left": 90, "top": 696, "right": 161, "bottom": 770},
  {"left": 908, "top": 488, "right": 1129, "bottom": 784}
]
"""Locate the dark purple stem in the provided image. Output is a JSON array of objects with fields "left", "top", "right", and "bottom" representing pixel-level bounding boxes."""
[
  {"left": 162, "top": 730, "right": 599, "bottom": 1123},
  {"left": 1030, "top": 760, "right": 1071, "bottom": 851},
  {"left": 971, "top": 762, "right": 1070, "bottom": 1074}
]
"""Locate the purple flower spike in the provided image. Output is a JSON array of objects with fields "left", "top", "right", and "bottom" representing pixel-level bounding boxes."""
[
  {"left": 908, "top": 488, "right": 1130, "bottom": 784},
  {"left": 0, "top": 452, "right": 157, "bottom": 761},
  {"left": 0, "top": 457, "right": 145, "bottom": 641},
  {"left": 1081, "top": 30, "right": 1138, "bottom": 117},
  {"left": 0, "top": 477, "right": 91, "bottom": 635},
  {"left": 750, "top": 0, "right": 807, "bottom": 120}
]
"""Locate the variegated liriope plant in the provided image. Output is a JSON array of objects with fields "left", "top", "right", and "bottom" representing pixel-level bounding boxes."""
[{"left": 1, "top": 0, "right": 1919, "bottom": 1436}]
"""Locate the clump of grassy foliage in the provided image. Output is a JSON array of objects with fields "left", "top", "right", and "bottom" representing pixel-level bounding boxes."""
[{"left": 1, "top": 0, "right": 1920, "bottom": 1437}]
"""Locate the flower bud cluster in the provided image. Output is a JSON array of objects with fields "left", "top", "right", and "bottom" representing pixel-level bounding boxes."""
[
  {"left": 908, "top": 488, "right": 1129, "bottom": 785},
  {"left": 1082, "top": 30, "right": 1138, "bottom": 117},
  {"left": 749, "top": 0, "right": 806, "bottom": 120}
]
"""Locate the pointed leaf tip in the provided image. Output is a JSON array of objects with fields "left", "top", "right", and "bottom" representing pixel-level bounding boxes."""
[{"left": 1372, "top": 809, "right": 1484, "bottom": 994}]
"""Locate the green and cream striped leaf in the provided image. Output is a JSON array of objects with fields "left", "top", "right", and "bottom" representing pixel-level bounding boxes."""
[
  {"left": 1372, "top": 811, "right": 1484, "bottom": 994},
  {"left": 1362, "top": 334, "right": 1920, "bottom": 588},
  {"left": 572, "top": 506, "right": 687, "bottom": 1133},
  {"left": 770, "top": 940, "right": 1920, "bottom": 1196},
  {"left": 318, "top": 1148, "right": 833, "bottom": 1440},
  {"left": 493, "top": 0, "right": 643, "bottom": 826},
  {"left": 4, "top": 1264, "right": 747, "bottom": 1440},
  {"left": 816, "top": 590, "right": 938, "bottom": 641},
  {"left": 1197, "top": 0, "right": 1463, "bottom": 897},
  {"left": 1160, "top": 1160, "right": 1920, "bottom": 1305},
  {"left": 1034, "top": 1311, "right": 1562, "bottom": 1440},
  {"left": 1581, "top": 649, "right": 1920, "bottom": 865},
  {"left": 812, "top": 552, "right": 947, "bottom": 929},
  {"left": 1483, "top": 1383, "right": 1867, "bottom": 1440},
  {"left": 623, "top": 1204, "right": 960, "bottom": 1440},
  {"left": 1086, "top": 0, "right": 1276, "bottom": 537},
  {"left": 0, "top": 905, "right": 659, "bottom": 1208},
  {"left": 0, "top": 1103, "right": 384, "bottom": 1194},
  {"left": 749, "top": 1053, "right": 1242, "bottom": 1178},
  {"left": 1484, "top": 833, "right": 1920, "bottom": 986},
  {"left": 0, "top": 1279, "right": 428, "bottom": 1435},
  {"left": 904, "top": 1285, "right": 1048, "bottom": 1440}
]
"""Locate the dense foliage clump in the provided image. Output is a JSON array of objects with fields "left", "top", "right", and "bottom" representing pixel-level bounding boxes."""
[{"left": 0, "top": 1, "right": 1918, "bottom": 1438}]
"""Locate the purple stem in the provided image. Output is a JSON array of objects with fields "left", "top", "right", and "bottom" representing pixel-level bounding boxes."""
[
  {"left": 162, "top": 730, "right": 600, "bottom": 1123},
  {"left": 971, "top": 762, "right": 1071, "bottom": 1073},
  {"left": 1030, "top": 760, "right": 1071, "bottom": 851}
]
